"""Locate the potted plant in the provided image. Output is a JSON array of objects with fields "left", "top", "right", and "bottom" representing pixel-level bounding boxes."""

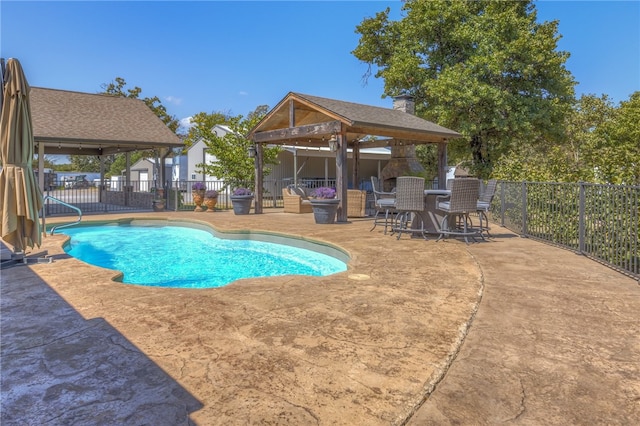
[
  {"left": 309, "top": 186, "right": 340, "bottom": 224},
  {"left": 192, "top": 182, "right": 206, "bottom": 212},
  {"left": 204, "top": 189, "right": 218, "bottom": 212},
  {"left": 230, "top": 187, "right": 254, "bottom": 215},
  {"left": 152, "top": 187, "right": 166, "bottom": 212}
]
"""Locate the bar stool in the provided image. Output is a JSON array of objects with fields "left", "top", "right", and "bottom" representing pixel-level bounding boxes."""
[
  {"left": 436, "top": 178, "right": 481, "bottom": 244},
  {"left": 391, "top": 176, "right": 427, "bottom": 240},
  {"left": 370, "top": 176, "right": 396, "bottom": 234}
]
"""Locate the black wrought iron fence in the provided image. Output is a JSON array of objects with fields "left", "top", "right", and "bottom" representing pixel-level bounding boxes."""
[
  {"left": 41, "top": 179, "right": 149, "bottom": 214},
  {"left": 491, "top": 181, "right": 639, "bottom": 279}
]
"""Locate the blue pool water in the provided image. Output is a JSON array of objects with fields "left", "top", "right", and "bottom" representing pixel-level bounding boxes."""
[{"left": 59, "top": 224, "right": 347, "bottom": 288}]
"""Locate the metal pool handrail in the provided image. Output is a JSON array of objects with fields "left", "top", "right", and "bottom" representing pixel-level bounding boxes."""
[{"left": 41, "top": 195, "right": 82, "bottom": 234}]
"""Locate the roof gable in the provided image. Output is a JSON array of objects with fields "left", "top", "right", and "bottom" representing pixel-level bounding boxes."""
[
  {"left": 250, "top": 92, "right": 460, "bottom": 146},
  {"left": 30, "top": 87, "right": 183, "bottom": 155}
]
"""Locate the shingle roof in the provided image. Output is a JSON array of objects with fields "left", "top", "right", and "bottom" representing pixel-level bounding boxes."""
[
  {"left": 30, "top": 87, "right": 182, "bottom": 154},
  {"left": 294, "top": 93, "right": 459, "bottom": 138},
  {"left": 250, "top": 92, "right": 460, "bottom": 145}
]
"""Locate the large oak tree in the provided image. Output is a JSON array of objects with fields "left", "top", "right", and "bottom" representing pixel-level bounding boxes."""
[{"left": 353, "top": 0, "right": 576, "bottom": 177}]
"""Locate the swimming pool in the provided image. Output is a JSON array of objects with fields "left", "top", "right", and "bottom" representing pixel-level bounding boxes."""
[{"left": 57, "top": 221, "right": 348, "bottom": 288}]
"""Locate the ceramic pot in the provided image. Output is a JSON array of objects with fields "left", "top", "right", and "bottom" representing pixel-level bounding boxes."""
[
  {"left": 310, "top": 198, "right": 340, "bottom": 224},
  {"left": 230, "top": 195, "right": 253, "bottom": 215}
]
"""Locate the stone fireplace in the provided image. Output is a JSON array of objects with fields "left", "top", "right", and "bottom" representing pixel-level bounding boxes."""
[
  {"left": 380, "top": 145, "right": 425, "bottom": 191},
  {"left": 379, "top": 95, "right": 425, "bottom": 191}
]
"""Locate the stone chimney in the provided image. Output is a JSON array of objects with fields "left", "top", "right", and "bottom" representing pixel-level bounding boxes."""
[
  {"left": 380, "top": 95, "right": 425, "bottom": 191},
  {"left": 392, "top": 94, "right": 415, "bottom": 115}
]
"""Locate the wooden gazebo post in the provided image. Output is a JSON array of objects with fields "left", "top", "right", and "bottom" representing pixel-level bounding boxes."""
[
  {"left": 336, "top": 129, "right": 348, "bottom": 223},
  {"left": 254, "top": 142, "right": 263, "bottom": 214},
  {"left": 437, "top": 142, "right": 447, "bottom": 190}
]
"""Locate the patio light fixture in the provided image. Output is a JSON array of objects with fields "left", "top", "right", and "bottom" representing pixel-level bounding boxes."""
[
  {"left": 327, "top": 133, "right": 338, "bottom": 152},
  {"left": 247, "top": 143, "right": 257, "bottom": 158}
]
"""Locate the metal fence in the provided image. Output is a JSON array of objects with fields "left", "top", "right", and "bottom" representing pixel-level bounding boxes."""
[
  {"left": 41, "top": 181, "right": 146, "bottom": 215},
  {"left": 167, "top": 179, "right": 289, "bottom": 211},
  {"left": 166, "top": 178, "right": 365, "bottom": 211},
  {"left": 40, "top": 177, "right": 639, "bottom": 278},
  {"left": 490, "top": 181, "right": 639, "bottom": 279}
]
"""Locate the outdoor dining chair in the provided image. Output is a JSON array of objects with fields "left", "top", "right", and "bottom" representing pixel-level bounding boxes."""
[
  {"left": 370, "top": 176, "right": 396, "bottom": 234},
  {"left": 391, "top": 176, "right": 427, "bottom": 240},
  {"left": 477, "top": 179, "right": 497, "bottom": 237},
  {"left": 436, "top": 178, "right": 481, "bottom": 244}
]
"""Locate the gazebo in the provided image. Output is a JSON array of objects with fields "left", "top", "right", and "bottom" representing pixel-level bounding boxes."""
[
  {"left": 249, "top": 92, "right": 461, "bottom": 222},
  {"left": 29, "top": 87, "right": 183, "bottom": 190}
]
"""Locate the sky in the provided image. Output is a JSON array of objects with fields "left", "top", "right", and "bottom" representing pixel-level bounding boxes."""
[{"left": 2, "top": 0, "right": 639, "bottom": 132}]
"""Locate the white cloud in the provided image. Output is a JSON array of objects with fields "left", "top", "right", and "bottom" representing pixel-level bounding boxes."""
[
  {"left": 165, "top": 95, "right": 183, "bottom": 105},
  {"left": 178, "top": 116, "right": 194, "bottom": 132},
  {"left": 238, "top": 91, "right": 248, "bottom": 96}
]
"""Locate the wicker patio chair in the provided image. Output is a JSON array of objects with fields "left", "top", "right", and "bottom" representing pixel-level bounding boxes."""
[
  {"left": 347, "top": 189, "right": 368, "bottom": 217},
  {"left": 436, "top": 178, "right": 481, "bottom": 244},
  {"left": 370, "top": 176, "right": 396, "bottom": 234},
  {"left": 477, "top": 179, "right": 497, "bottom": 237},
  {"left": 391, "top": 176, "right": 427, "bottom": 240},
  {"left": 282, "top": 185, "right": 313, "bottom": 213}
]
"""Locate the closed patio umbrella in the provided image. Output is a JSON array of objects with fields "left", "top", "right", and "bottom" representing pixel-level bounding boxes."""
[{"left": 0, "top": 58, "right": 43, "bottom": 252}]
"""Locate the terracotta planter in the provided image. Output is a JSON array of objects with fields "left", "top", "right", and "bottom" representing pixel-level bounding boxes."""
[
  {"left": 310, "top": 198, "right": 340, "bottom": 224},
  {"left": 192, "top": 190, "right": 205, "bottom": 212},
  {"left": 152, "top": 199, "right": 165, "bottom": 212},
  {"left": 204, "top": 197, "right": 218, "bottom": 212}
]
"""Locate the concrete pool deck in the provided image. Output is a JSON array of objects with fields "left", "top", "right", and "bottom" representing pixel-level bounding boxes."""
[{"left": 1, "top": 210, "right": 639, "bottom": 425}]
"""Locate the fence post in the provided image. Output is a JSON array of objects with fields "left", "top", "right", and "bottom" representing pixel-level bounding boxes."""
[
  {"left": 521, "top": 181, "right": 528, "bottom": 237},
  {"left": 578, "top": 182, "right": 586, "bottom": 254},
  {"left": 500, "top": 181, "right": 506, "bottom": 227},
  {"left": 173, "top": 181, "right": 179, "bottom": 212}
]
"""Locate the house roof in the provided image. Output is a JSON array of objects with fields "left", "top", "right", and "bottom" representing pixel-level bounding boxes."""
[
  {"left": 250, "top": 92, "right": 461, "bottom": 147},
  {"left": 30, "top": 87, "right": 183, "bottom": 156}
]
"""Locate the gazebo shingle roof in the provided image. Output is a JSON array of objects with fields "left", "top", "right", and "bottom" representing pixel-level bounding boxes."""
[
  {"left": 250, "top": 92, "right": 460, "bottom": 145},
  {"left": 30, "top": 87, "right": 182, "bottom": 155},
  {"left": 293, "top": 93, "right": 460, "bottom": 139}
]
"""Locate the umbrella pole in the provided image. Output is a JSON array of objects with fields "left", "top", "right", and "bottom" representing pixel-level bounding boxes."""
[{"left": 0, "top": 57, "right": 5, "bottom": 112}]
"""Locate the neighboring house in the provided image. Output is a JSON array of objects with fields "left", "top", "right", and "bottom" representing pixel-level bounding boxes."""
[
  {"left": 126, "top": 157, "right": 173, "bottom": 191},
  {"left": 173, "top": 124, "right": 229, "bottom": 183}
]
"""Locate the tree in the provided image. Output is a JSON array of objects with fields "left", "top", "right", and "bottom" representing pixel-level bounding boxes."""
[
  {"left": 182, "top": 111, "right": 230, "bottom": 151},
  {"left": 67, "top": 77, "right": 178, "bottom": 176},
  {"left": 33, "top": 154, "right": 59, "bottom": 170},
  {"left": 193, "top": 106, "right": 280, "bottom": 190},
  {"left": 492, "top": 94, "right": 615, "bottom": 182},
  {"left": 491, "top": 92, "right": 639, "bottom": 185},
  {"left": 353, "top": 0, "right": 576, "bottom": 178},
  {"left": 590, "top": 92, "right": 640, "bottom": 185},
  {"left": 101, "top": 77, "right": 179, "bottom": 132},
  {"left": 69, "top": 155, "right": 102, "bottom": 172}
]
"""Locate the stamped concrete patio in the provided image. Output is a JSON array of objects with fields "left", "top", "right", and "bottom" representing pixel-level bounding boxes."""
[{"left": 2, "top": 210, "right": 638, "bottom": 425}]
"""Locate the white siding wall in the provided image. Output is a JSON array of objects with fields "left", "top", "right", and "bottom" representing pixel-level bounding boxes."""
[{"left": 265, "top": 149, "right": 389, "bottom": 189}]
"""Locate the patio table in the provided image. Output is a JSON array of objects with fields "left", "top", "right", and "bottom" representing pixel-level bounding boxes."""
[{"left": 413, "top": 189, "right": 451, "bottom": 234}]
